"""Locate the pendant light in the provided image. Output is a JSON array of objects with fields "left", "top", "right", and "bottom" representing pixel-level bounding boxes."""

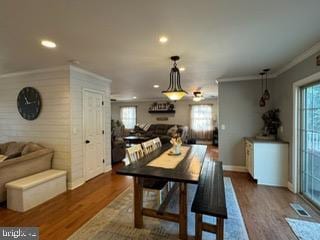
[
  {"left": 259, "top": 72, "right": 266, "bottom": 107},
  {"left": 162, "top": 56, "right": 188, "bottom": 101},
  {"left": 263, "top": 68, "right": 270, "bottom": 100}
]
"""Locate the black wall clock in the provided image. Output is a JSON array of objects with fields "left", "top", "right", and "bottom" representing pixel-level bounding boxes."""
[{"left": 17, "top": 87, "right": 42, "bottom": 120}]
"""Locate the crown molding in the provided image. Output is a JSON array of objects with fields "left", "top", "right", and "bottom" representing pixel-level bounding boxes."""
[
  {"left": 217, "top": 40, "right": 320, "bottom": 83},
  {"left": 70, "top": 65, "right": 112, "bottom": 83},
  {"left": 0, "top": 65, "right": 69, "bottom": 79},
  {"left": 275, "top": 41, "right": 320, "bottom": 77}
]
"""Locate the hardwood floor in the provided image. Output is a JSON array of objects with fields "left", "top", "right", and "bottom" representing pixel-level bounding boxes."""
[{"left": 0, "top": 146, "right": 319, "bottom": 240}]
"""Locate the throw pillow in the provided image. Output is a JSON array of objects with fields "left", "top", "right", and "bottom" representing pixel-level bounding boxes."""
[
  {"left": 21, "top": 143, "right": 42, "bottom": 155},
  {"left": 167, "top": 125, "right": 178, "bottom": 137},
  {"left": 6, "top": 152, "right": 22, "bottom": 159},
  {"left": 5, "top": 142, "right": 25, "bottom": 157}
]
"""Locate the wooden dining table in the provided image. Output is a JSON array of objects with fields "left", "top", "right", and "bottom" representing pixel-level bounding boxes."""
[{"left": 117, "top": 144, "right": 207, "bottom": 240}]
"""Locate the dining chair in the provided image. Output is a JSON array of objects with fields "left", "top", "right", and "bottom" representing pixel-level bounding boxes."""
[
  {"left": 125, "top": 144, "right": 168, "bottom": 206},
  {"left": 141, "top": 139, "right": 156, "bottom": 155},
  {"left": 126, "top": 144, "right": 144, "bottom": 163},
  {"left": 153, "top": 137, "right": 162, "bottom": 149}
]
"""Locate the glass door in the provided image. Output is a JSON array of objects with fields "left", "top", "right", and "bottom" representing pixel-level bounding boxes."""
[{"left": 300, "top": 82, "right": 320, "bottom": 208}]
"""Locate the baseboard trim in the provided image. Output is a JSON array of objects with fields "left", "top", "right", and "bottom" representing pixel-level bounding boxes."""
[
  {"left": 223, "top": 165, "right": 248, "bottom": 173},
  {"left": 287, "top": 181, "right": 295, "bottom": 193},
  {"left": 104, "top": 165, "right": 112, "bottom": 173},
  {"left": 67, "top": 178, "right": 85, "bottom": 190}
]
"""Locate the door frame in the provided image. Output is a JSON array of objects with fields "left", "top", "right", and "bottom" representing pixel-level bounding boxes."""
[
  {"left": 82, "top": 88, "right": 106, "bottom": 181},
  {"left": 292, "top": 71, "right": 320, "bottom": 193}
]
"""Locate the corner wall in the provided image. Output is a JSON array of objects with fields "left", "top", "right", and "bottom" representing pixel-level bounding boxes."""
[
  {"left": 218, "top": 79, "right": 273, "bottom": 168},
  {"left": 271, "top": 50, "right": 320, "bottom": 183},
  {"left": 69, "top": 66, "right": 112, "bottom": 189}
]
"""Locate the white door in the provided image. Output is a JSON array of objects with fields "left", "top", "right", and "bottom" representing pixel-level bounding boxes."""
[{"left": 83, "top": 90, "right": 104, "bottom": 181}]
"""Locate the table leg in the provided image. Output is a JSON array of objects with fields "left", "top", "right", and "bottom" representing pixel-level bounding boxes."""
[
  {"left": 179, "top": 182, "right": 187, "bottom": 240},
  {"left": 133, "top": 176, "right": 143, "bottom": 228}
]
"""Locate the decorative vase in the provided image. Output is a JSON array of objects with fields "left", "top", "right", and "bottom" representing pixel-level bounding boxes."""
[{"left": 172, "top": 144, "right": 181, "bottom": 154}]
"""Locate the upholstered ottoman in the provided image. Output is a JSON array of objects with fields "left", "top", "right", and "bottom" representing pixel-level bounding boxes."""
[{"left": 5, "top": 169, "right": 66, "bottom": 212}]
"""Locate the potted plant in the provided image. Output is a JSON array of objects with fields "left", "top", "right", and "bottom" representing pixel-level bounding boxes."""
[{"left": 260, "top": 109, "right": 281, "bottom": 139}]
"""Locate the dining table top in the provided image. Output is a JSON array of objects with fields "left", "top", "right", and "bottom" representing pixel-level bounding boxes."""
[{"left": 117, "top": 144, "right": 207, "bottom": 184}]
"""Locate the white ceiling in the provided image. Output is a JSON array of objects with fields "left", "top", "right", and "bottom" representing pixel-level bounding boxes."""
[{"left": 1, "top": 0, "right": 320, "bottom": 101}]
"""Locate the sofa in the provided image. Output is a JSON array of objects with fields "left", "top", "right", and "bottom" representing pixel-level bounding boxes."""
[
  {"left": 132, "top": 124, "right": 189, "bottom": 144},
  {"left": 0, "top": 142, "right": 53, "bottom": 202}
]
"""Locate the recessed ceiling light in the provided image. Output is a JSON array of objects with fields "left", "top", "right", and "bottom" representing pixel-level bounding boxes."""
[
  {"left": 153, "top": 84, "right": 160, "bottom": 88},
  {"left": 179, "top": 67, "right": 186, "bottom": 72},
  {"left": 41, "top": 40, "right": 56, "bottom": 48},
  {"left": 159, "top": 36, "right": 168, "bottom": 44},
  {"left": 133, "top": 96, "right": 137, "bottom": 99}
]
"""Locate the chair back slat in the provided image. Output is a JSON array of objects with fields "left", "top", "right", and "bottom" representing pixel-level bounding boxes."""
[
  {"left": 126, "top": 144, "right": 144, "bottom": 163},
  {"left": 153, "top": 137, "right": 162, "bottom": 149},
  {"left": 142, "top": 139, "right": 156, "bottom": 155}
]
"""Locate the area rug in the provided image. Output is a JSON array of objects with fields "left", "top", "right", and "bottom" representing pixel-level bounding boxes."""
[
  {"left": 286, "top": 218, "right": 320, "bottom": 240},
  {"left": 68, "top": 178, "right": 248, "bottom": 240}
]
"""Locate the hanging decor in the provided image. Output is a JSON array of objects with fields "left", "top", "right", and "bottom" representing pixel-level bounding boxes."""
[
  {"left": 263, "top": 68, "right": 270, "bottom": 100},
  {"left": 162, "top": 56, "right": 188, "bottom": 101},
  {"left": 259, "top": 72, "right": 266, "bottom": 107},
  {"left": 193, "top": 91, "right": 204, "bottom": 102}
]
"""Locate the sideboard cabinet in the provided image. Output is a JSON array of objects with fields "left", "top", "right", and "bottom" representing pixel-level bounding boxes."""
[{"left": 245, "top": 137, "right": 288, "bottom": 187}]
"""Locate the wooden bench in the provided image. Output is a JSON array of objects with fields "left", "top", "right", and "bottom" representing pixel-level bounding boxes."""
[{"left": 191, "top": 159, "right": 227, "bottom": 240}]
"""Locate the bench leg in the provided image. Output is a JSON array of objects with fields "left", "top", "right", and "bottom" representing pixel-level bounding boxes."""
[
  {"left": 216, "top": 218, "right": 224, "bottom": 240},
  {"left": 195, "top": 213, "right": 202, "bottom": 240}
]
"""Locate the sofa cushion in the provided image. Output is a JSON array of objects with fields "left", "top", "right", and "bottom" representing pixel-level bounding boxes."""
[
  {"left": 21, "top": 143, "right": 43, "bottom": 155},
  {"left": 5, "top": 142, "right": 25, "bottom": 157},
  {"left": 152, "top": 124, "right": 174, "bottom": 136}
]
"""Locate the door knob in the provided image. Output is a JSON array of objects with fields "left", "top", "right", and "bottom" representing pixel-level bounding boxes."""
[{"left": 85, "top": 140, "right": 90, "bottom": 144}]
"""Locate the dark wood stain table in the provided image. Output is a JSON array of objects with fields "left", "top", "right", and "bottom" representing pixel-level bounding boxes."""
[{"left": 117, "top": 144, "right": 207, "bottom": 240}]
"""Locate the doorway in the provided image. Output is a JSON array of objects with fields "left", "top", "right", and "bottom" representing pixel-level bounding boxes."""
[
  {"left": 83, "top": 89, "right": 105, "bottom": 181},
  {"left": 300, "top": 82, "right": 320, "bottom": 208}
]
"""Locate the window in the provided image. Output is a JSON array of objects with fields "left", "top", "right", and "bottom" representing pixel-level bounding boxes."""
[
  {"left": 300, "top": 82, "right": 320, "bottom": 208},
  {"left": 190, "top": 105, "right": 214, "bottom": 140},
  {"left": 120, "top": 106, "right": 136, "bottom": 129}
]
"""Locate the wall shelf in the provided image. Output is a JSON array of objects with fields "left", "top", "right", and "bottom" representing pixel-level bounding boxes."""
[{"left": 148, "top": 110, "right": 176, "bottom": 114}]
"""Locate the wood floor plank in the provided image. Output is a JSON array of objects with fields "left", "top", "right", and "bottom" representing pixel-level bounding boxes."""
[{"left": 0, "top": 146, "right": 319, "bottom": 240}]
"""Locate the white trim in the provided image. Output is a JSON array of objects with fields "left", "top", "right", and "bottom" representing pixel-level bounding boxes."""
[
  {"left": 104, "top": 165, "right": 112, "bottom": 173},
  {"left": 67, "top": 178, "right": 85, "bottom": 190},
  {"left": 287, "top": 181, "right": 294, "bottom": 192},
  {"left": 292, "top": 71, "right": 320, "bottom": 194},
  {"left": 276, "top": 41, "right": 320, "bottom": 77},
  {"left": 223, "top": 165, "right": 248, "bottom": 172},
  {"left": 70, "top": 65, "right": 112, "bottom": 83},
  {"left": 217, "top": 75, "right": 260, "bottom": 83},
  {"left": 0, "top": 65, "right": 69, "bottom": 78},
  {"left": 217, "top": 74, "right": 277, "bottom": 83}
]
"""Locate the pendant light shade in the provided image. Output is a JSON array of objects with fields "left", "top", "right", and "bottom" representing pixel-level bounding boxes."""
[
  {"left": 162, "top": 56, "right": 188, "bottom": 101},
  {"left": 263, "top": 68, "right": 270, "bottom": 100}
]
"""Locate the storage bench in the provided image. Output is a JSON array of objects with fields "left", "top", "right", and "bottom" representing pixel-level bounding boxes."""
[{"left": 5, "top": 169, "right": 67, "bottom": 212}]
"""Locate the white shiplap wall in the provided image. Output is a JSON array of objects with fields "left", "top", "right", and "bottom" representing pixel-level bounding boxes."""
[
  {"left": 0, "top": 67, "right": 71, "bottom": 174},
  {"left": 69, "top": 66, "right": 112, "bottom": 189},
  {"left": 0, "top": 66, "right": 112, "bottom": 190}
]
